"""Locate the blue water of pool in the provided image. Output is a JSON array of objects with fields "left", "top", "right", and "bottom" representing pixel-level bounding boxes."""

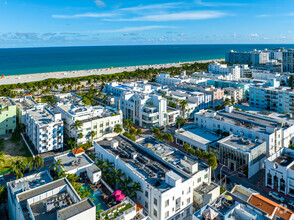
[{"left": 81, "top": 184, "right": 108, "bottom": 211}]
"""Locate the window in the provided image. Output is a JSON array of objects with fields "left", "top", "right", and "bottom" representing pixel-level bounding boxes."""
[
  {"left": 165, "top": 211, "right": 169, "bottom": 218},
  {"left": 154, "top": 198, "right": 157, "bottom": 206},
  {"left": 204, "top": 174, "right": 208, "bottom": 179},
  {"left": 93, "top": 125, "right": 97, "bottom": 129},
  {"left": 145, "top": 201, "right": 148, "bottom": 209},
  {"left": 187, "top": 198, "right": 191, "bottom": 204},
  {"left": 154, "top": 209, "right": 157, "bottom": 217},
  {"left": 145, "top": 191, "right": 148, "bottom": 198},
  {"left": 197, "top": 177, "right": 201, "bottom": 183},
  {"left": 100, "top": 124, "right": 103, "bottom": 127},
  {"left": 187, "top": 187, "right": 191, "bottom": 194},
  {"left": 165, "top": 199, "right": 169, "bottom": 207},
  {"left": 106, "top": 122, "right": 109, "bottom": 126}
]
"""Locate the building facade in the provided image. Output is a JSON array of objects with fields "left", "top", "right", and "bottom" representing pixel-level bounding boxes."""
[
  {"left": 0, "top": 97, "right": 17, "bottom": 136},
  {"left": 25, "top": 105, "right": 63, "bottom": 153}
]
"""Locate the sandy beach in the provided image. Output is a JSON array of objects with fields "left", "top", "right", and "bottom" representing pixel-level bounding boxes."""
[{"left": 0, "top": 59, "right": 224, "bottom": 85}]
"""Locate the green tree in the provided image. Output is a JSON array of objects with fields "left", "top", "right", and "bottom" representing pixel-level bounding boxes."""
[
  {"left": 67, "top": 138, "right": 76, "bottom": 150},
  {"left": 70, "top": 120, "right": 83, "bottom": 148},
  {"left": 89, "top": 130, "right": 96, "bottom": 146},
  {"left": 128, "top": 182, "right": 142, "bottom": 199},
  {"left": 28, "top": 156, "right": 44, "bottom": 171},
  {"left": 179, "top": 100, "right": 188, "bottom": 118},
  {"left": 123, "top": 119, "right": 133, "bottom": 132},
  {"left": 183, "top": 143, "right": 190, "bottom": 152},
  {"left": 176, "top": 117, "right": 185, "bottom": 128},
  {"left": 136, "top": 128, "right": 143, "bottom": 136},
  {"left": 50, "top": 159, "right": 64, "bottom": 172},
  {"left": 114, "top": 124, "right": 123, "bottom": 133}
]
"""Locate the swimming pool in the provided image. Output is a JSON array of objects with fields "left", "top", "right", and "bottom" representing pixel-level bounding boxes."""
[{"left": 81, "top": 184, "right": 108, "bottom": 211}]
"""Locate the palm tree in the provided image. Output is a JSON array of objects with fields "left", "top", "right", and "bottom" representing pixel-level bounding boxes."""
[
  {"left": 89, "top": 130, "right": 96, "bottom": 146},
  {"left": 121, "top": 176, "right": 133, "bottom": 195},
  {"left": 29, "top": 156, "right": 44, "bottom": 171},
  {"left": 128, "top": 182, "right": 142, "bottom": 199},
  {"left": 179, "top": 99, "right": 188, "bottom": 118},
  {"left": 55, "top": 169, "right": 67, "bottom": 180},
  {"left": 78, "top": 133, "right": 83, "bottom": 139},
  {"left": 123, "top": 119, "right": 133, "bottom": 132},
  {"left": 50, "top": 159, "right": 64, "bottom": 172},
  {"left": 0, "top": 152, "right": 5, "bottom": 165},
  {"left": 70, "top": 120, "right": 83, "bottom": 148},
  {"left": 67, "top": 138, "right": 76, "bottom": 150},
  {"left": 109, "top": 169, "right": 125, "bottom": 189},
  {"left": 113, "top": 124, "right": 123, "bottom": 133},
  {"left": 7, "top": 160, "right": 24, "bottom": 179}
]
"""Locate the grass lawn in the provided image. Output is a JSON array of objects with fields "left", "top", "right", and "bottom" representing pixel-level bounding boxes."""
[{"left": 0, "top": 137, "right": 32, "bottom": 174}]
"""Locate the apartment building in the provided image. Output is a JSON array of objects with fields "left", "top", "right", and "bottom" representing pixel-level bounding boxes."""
[
  {"left": 0, "top": 97, "right": 17, "bottom": 136},
  {"left": 283, "top": 50, "right": 294, "bottom": 73},
  {"left": 208, "top": 62, "right": 241, "bottom": 80},
  {"left": 249, "top": 78, "right": 294, "bottom": 113},
  {"left": 194, "top": 106, "right": 294, "bottom": 156},
  {"left": 119, "top": 92, "right": 179, "bottom": 128},
  {"left": 56, "top": 102, "right": 122, "bottom": 145},
  {"left": 224, "top": 87, "right": 243, "bottom": 102},
  {"left": 265, "top": 147, "right": 294, "bottom": 196},
  {"left": 7, "top": 171, "right": 96, "bottom": 220},
  {"left": 226, "top": 50, "right": 269, "bottom": 65},
  {"left": 156, "top": 72, "right": 189, "bottom": 86},
  {"left": 25, "top": 105, "right": 63, "bottom": 153},
  {"left": 207, "top": 79, "right": 250, "bottom": 99},
  {"left": 94, "top": 135, "right": 211, "bottom": 220}
]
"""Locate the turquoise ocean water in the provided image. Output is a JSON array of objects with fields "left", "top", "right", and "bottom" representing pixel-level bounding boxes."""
[{"left": 0, "top": 44, "right": 293, "bottom": 76}]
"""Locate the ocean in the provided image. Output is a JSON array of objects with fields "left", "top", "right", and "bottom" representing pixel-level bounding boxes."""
[{"left": 0, "top": 44, "right": 293, "bottom": 76}]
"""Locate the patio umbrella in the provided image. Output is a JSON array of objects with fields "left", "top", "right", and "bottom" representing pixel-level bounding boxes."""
[
  {"left": 225, "top": 195, "right": 233, "bottom": 201},
  {"left": 203, "top": 207, "right": 218, "bottom": 220},
  {"left": 113, "top": 190, "right": 122, "bottom": 196},
  {"left": 115, "top": 194, "right": 125, "bottom": 201}
]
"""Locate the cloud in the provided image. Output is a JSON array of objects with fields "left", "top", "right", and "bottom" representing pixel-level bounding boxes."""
[
  {"left": 52, "top": 12, "right": 117, "bottom": 19},
  {"left": 106, "top": 10, "right": 228, "bottom": 21},
  {"left": 195, "top": 0, "right": 245, "bottom": 7},
  {"left": 249, "top": 33, "right": 259, "bottom": 37},
  {"left": 256, "top": 14, "right": 270, "bottom": 18},
  {"left": 119, "top": 3, "right": 182, "bottom": 11},
  {"left": 99, "top": 25, "right": 174, "bottom": 33},
  {"left": 94, "top": 0, "right": 106, "bottom": 8}
]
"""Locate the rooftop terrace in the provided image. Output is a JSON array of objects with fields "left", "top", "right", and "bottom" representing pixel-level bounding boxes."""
[
  {"left": 219, "top": 135, "right": 265, "bottom": 152},
  {"left": 14, "top": 97, "right": 36, "bottom": 111},
  {"left": 0, "top": 97, "right": 14, "bottom": 107},
  {"left": 27, "top": 106, "right": 59, "bottom": 125}
]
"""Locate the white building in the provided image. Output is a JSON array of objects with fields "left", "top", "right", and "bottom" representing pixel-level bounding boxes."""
[
  {"left": 56, "top": 102, "right": 122, "bottom": 145},
  {"left": 249, "top": 78, "right": 294, "bottom": 113},
  {"left": 194, "top": 106, "right": 294, "bottom": 156},
  {"left": 156, "top": 72, "right": 190, "bottom": 87},
  {"left": 224, "top": 87, "right": 243, "bottom": 102},
  {"left": 14, "top": 96, "right": 38, "bottom": 124},
  {"left": 7, "top": 171, "right": 96, "bottom": 220},
  {"left": 25, "top": 105, "right": 63, "bottom": 154},
  {"left": 265, "top": 147, "right": 294, "bottom": 196},
  {"left": 94, "top": 135, "right": 211, "bottom": 220},
  {"left": 208, "top": 62, "right": 241, "bottom": 80},
  {"left": 55, "top": 148, "right": 101, "bottom": 184},
  {"left": 119, "top": 92, "right": 179, "bottom": 128},
  {"left": 105, "top": 81, "right": 154, "bottom": 96},
  {"left": 217, "top": 134, "right": 266, "bottom": 178},
  {"left": 283, "top": 50, "right": 294, "bottom": 73}
]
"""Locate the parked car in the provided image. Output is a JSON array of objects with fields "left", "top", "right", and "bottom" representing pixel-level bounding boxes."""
[
  {"left": 268, "top": 191, "right": 285, "bottom": 202},
  {"left": 0, "top": 175, "right": 4, "bottom": 181},
  {"left": 289, "top": 200, "right": 294, "bottom": 208}
]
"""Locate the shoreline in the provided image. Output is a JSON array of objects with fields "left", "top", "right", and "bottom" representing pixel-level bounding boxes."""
[{"left": 0, "top": 58, "right": 224, "bottom": 85}]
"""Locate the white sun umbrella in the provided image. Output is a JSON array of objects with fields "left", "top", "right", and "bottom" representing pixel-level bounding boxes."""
[{"left": 203, "top": 207, "right": 219, "bottom": 220}]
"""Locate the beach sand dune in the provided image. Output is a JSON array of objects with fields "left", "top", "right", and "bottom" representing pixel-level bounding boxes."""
[{"left": 0, "top": 59, "right": 224, "bottom": 85}]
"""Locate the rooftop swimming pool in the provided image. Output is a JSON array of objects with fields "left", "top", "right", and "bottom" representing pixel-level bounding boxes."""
[{"left": 81, "top": 184, "right": 109, "bottom": 211}]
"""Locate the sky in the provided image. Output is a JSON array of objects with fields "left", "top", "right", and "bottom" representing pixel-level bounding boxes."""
[{"left": 1, "top": 0, "right": 294, "bottom": 47}]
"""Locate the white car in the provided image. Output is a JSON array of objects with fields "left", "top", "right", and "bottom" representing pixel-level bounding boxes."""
[{"left": 268, "top": 191, "right": 285, "bottom": 202}]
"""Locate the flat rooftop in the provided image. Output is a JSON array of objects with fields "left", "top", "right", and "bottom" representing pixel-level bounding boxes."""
[
  {"left": 176, "top": 126, "right": 220, "bottom": 145},
  {"left": 27, "top": 106, "right": 57, "bottom": 125},
  {"left": 55, "top": 152, "right": 95, "bottom": 172},
  {"left": 14, "top": 97, "right": 36, "bottom": 111},
  {"left": 194, "top": 182, "right": 219, "bottom": 195},
  {"left": 96, "top": 135, "right": 195, "bottom": 191},
  {"left": 273, "top": 153, "right": 294, "bottom": 168},
  {"left": 219, "top": 135, "right": 265, "bottom": 152},
  {"left": 0, "top": 97, "right": 14, "bottom": 107},
  {"left": 197, "top": 109, "right": 289, "bottom": 133},
  {"left": 8, "top": 171, "right": 52, "bottom": 198}
]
